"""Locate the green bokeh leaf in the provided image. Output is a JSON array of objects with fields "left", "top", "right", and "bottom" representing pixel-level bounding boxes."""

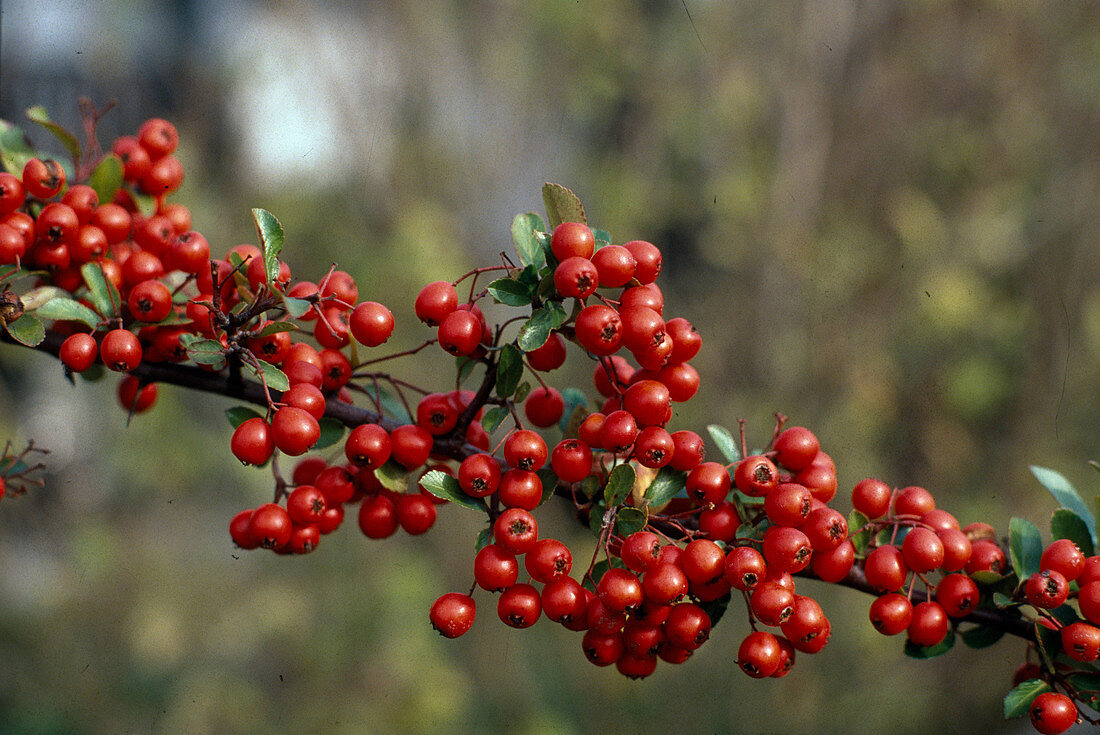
[
  {"left": 496, "top": 343, "right": 523, "bottom": 398},
  {"left": 511, "top": 212, "right": 547, "bottom": 270},
  {"left": 707, "top": 424, "right": 741, "bottom": 464},
  {"left": 419, "top": 469, "right": 488, "bottom": 511},
  {"left": 35, "top": 297, "right": 100, "bottom": 328},
  {"left": 486, "top": 277, "right": 535, "bottom": 307},
  {"left": 3, "top": 312, "right": 44, "bottom": 346},
  {"left": 225, "top": 406, "right": 262, "bottom": 428},
  {"left": 314, "top": 418, "right": 346, "bottom": 450},
  {"left": 1003, "top": 678, "right": 1049, "bottom": 719},
  {"left": 252, "top": 208, "right": 285, "bottom": 286},
  {"left": 603, "top": 463, "right": 636, "bottom": 507},
  {"left": 0, "top": 119, "right": 35, "bottom": 173},
  {"left": 474, "top": 527, "right": 493, "bottom": 553},
  {"left": 1031, "top": 465, "right": 1097, "bottom": 548},
  {"left": 959, "top": 624, "right": 1005, "bottom": 649},
  {"left": 1009, "top": 516, "right": 1044, "bottom": 580},
  {"left": 282, "top": 296, "right": 312, "bottom": 319},
  {"left": 1051, "top": 508, "right": 1094, "bottom": 557},
  {"left": 644, "top": 466, "right": 687, "bottom": 508},
  {"left": 615, "top": 506, "right": 647, "bottom": 535},
  {"left": 542, "top": 182, "right": 586, "bottom": 230},
  {"left": 81, "top": 261, "right": 120, "bottom": 319},
  {"left": 902, "top": 628, "right": 955, "bottom": 659},
  {"left": 86, "top": 154, "right": 123, "bottom": 202},
  {"left": 25, "top": 106, "right": 81, "bottom": 164}
]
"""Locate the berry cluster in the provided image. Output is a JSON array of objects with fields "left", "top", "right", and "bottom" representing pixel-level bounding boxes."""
[{"left": 2, "top": 104, "right": 1098, "bottom": 733}]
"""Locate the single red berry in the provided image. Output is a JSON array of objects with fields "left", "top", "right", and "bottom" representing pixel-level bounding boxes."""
[
  {"left": 541, "top": 577, "right": 587, "bottom": 624},
  {"left": 100, "top": 329, "right": 142, "bottom": 372},
  {"left": 582, "top": 629, "right": 625, "bottom": 667},
  {"left": 965, "top": 539, "right": 1007, "bottom": 575},
  {"left": 642, "top": 562, "right": 689, "bottom": 606},
  {"left": 525, "top": 332, "right": 568, "bottom": 371},
  {"left": 22, "top": 157, "right": 65, "bottom": 199},
  {"left": 686, "top": 461, "right": 732, "bottom": 505},
  {"left": 0, "top": 172, "right": 25, "bottom": 216},
  {"left": 127, "top": 279, "right": 173, "bottom": 323},
  {"left": 137, "top": 117, "right": 179, "bottom": 159},
  {"left": 591, "top": 244, "right": 636, "bottom": 288},
  {"left": 599, "top": 410, "right": 638, "bottom": 453},
  {"left": 271, "top": 406, "right": 321, "bottom": 456},
  {"left": 430, "top": 592, "right": 476, "bottom": 638},
  {"left": 388, "top": 424, "right": 433, "bottom": 469},
  {"left": 1042, "top": 539, "right": 1086, "bottom": 581},
  {"left": 938, "top": 528, "right": 973, "bottom": 572},
  {"left": 247, "top": 503, "right": 293, "bottom": 549},
  {"left": 664, "top": 317, "right": 701, "bottom": 364},
  {"left": 357, "top": 495, "right": 398, "bottom": 539},
  {"left": 574, "top": 304, "right": 623, "bottom": 356},
  {"left": 344, "top": 423, "right": 392, "bottom": 469},
  {"left": 498, "top": 583, "right": 542, "bottom": 628},
  {"left": 772, "top": 426, "right": 819, "bottom": 471},
  {"left": 286, "top": 484, "right": 327, "bottom": 525},
  {"left": 621, "top": 531, "right": 662, "bottom": 573},
  {"left": 669, "top": 430, "right": 705, "bottom": 471},
  {"left": 117, "top": 376, "right": 157, "bottom": 413},
  {"left": 664, "top": 602, "right": 711, "bottom": 650},
  {"left": 864, "top": 544, "right": 910, "bottom": 592},
  {"left": 893, "top": 485, "right": 936, "bottom": 517},
  {"left": 634, "top": 426, "right": 674, "bottom": 469},
  {"left": 458, "top": 453, "right": 502, "bottom": 498},
  {"left": 762, "top": 526, "right": 813, "bottom": 573},
  {"left": 901, "top": 527, "right": 945, "bottom": 573},
  {"left": 1081, "top": 581, "right": 1100, "bottom": 624},
  {"left": 655, "top": 362, "right": 699, "bottom": 402},
  {"left": 680, "top": 539, "right": 727, "bottom": 586},
  {"left": 734, "top": 455, "right": 779, "bottom": 497},
  {"left": 1025, "top": 569, "right": 1069, "bottom": 609},
  {"left": 554, "top": 256, "right": 599, "bottom": 299},
  {"left": 750, "top": 581, "right": 795, "bottom": 626},
  {"left": 139, "top": 154, "right": 184, "bottom": 195},
  {"left": 597, "top": 567, "right": 644, "bottom": 614},
  {"left": 525, "top": 538, "right": 572, "bottom": 583},
  {"left": 934, "top": 573, "right": 979, "bottom": 617},
  {"left": 348, "top": 301, "right": 394, "bottom": 347},
  {"left": 503, "top": 429, "right": 548, "bottom": 471},
  {"left": 725, "top": 546, "right": 767, "bottom": 591},
  {"left": 738, "top": 630, "right": 781, "bottom": 678},
  {"left": 229, "top": 509, "right": 259, "bottom": 549},
  {"left": 414, "top": 281, "right": 458, "bottom": 326},
  {"left": 396, "top": 493, "right": 437, "bottom": 534},
  {"left": 621, "top": 240, "right": 661, "bottom": 284},
  {"left": 780, "top": 595, "right": 829, "bottom": 651},
  {"left": 906, "top": 601, "right": 949, "bottom": 647},
  {"left": 1061, "top": 621, "right": 1100, "bottom": 662},
  {"left": 416, "top": 392, "right": 459, "bottom": 436},
  {"left": 765, "top": 483, "right": 813, "bottom": 527},
  {"left": 1030, "top": 692, "right": 1078, "bottom": 735},
  {"left": 59, "top": 333, "right": 98, "bottom": 372},
  {"left": 524, "top": 387, "right": 564, "bottom": 428},
  {"left": 474, "top": 544, "right": 519, "bottom": 591},
  {"left": 869, "top": 593, "right": 912, "bottom": 636},
  {"left": 550, "top": 222, "right": 595, "bottom": 261},
  {"left": 497, "top": 469, "right": 543, "bottom": 510},
  {"left": 810, "top": 539, "right": 855, "bottom": 583},
  {"left": 493, "top": 507, "right": 539, "bottom": 554},
  {"left": 851, "top": 478, "right": 892, "bottom": 519},
  {"left": 437, "top": 308, "right": 482, "bottom": 356}
]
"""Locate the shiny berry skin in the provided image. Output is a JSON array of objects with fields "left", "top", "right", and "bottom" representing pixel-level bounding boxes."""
[
  {"left": 127, "top": 279, "right": 173, "bottom": 323},
  {"left": 286, "top": 484, "right": 327, "bottom": 525},
  {"left": 680, "top": 539, "right": 727, "bottom": 586},
  {"left": 937, "top": 528, "right": 973, "bottom": 572},
  {"left": 100, "top": 329, "right": 142, "bottom": 372},
  {"left": 437, "top": 309, "right": 482, "bottom": 356},
  {"left": 281, "top": 383, "right": 326, "bottom": 420},
  {"left": 229, "top": 509, "right": 259, "bottom": 549},
  {"left": 493, "top": 507, "right": 539, "bottom": 554},
  {"left": 247, "top": 503, "right": 293, "bottom": 549},
  {"left": 851, "top": 478, "right": 892, "bottom": 519},
  {"left": 525, "top": 332, "right": 568, "bottom": 371},
  {"left": 622, "top": 379, "right": 671, "bottom": 427},
  {"left": 869, "top": 593, "right": 912, "bottom": 636},
  {"left": 271, "top": 407, "right": 321, "bottom": 456},
  {"left": 582, "top": 629, "right": 625, "bottom": 667},
  {"left": 750, "top": 581, "right": 795, "bottom": 626},
  {"left": 358, "top": 495, "right": 398, "bottom": 539},
  {"left": 59, "top": 333, "right": 98, "bottom": 372},
  {"left": 894, "top": 485, "right": 935, "bottom": 517},
  {"left": 901, "top": 527, "right": 945, "bottom": 573},
  {"left": 599, "top": 410, "right": 638, "bottom": 453},
  {"left": 349, "top": 301, "right": 394, "bottom": 347},
  {"left": 663, "top": 317, "right": 701, "bottom": 364},
  {"left": 0, "top": 222, "right": 26, "bottom": 263},
  {"left": 344, "top": 424, "right": 392, "bottom": 469},
  {"left": 765, "top": 482, "right": 812, "bottom": 527},
  {"left": 137, "top": 117, "right": 179, "bottom": 158},
  {"left": 574, "top": 304, "right": 623, "bottom": 356},
  {"left": 388, "top": 424, "right": 433, "bottom": 469},
  {"left": 597, "top": 567, "right": 644, "bottom": 614},
  {"left": 1081, "top": 582, "right": 1100, "bottom": 624},
  {"left": 738, "top": 630, "right": 781, "bottom": 678},
  {"left": 619, "top": 305, "right": 664, "bottom": 356},
  {"left": 459, "top": 453, "right": 502, "bottom": 498},
  {"left": 503, "top": 429, "right": 547, "bottom": 471},
  {"left": 734, "top": 455, "right": 779, "bottom": 497},
  {"left": 590, "top": 244, "right": 636, "bottom": 287},
  {"left": 22, "top": 157, "right": 65, "bottom": 199},
  {"left": 396, "top": 493, "right": 437, "bottom": 535},
  {"left": 1061, "top": 621, "right": 1100, "bottom": 662},
  {"left": 0, "top": 172, "right": 25, "bottom": 215},
  {"left": 621, "top": 240, "right": 661, "bottom": 284},
  {"left": 1025, "top": 569, "right": 1069, "bottom": 609},
  {"left": 430, "top": 592, "right": 476, "bottom": 638},
  {"left": 618, "top": 532, "right": 660, "bottom": 573},
  {"left": 498, "top": 583, "right": 542, "bottom": 628},
  {"left": 541, "top": 577, "right": 588, "bottom": 626},
  {"left": 550, "top": 222, "right": 595, "bottom": 261},
  {"left": 762, "top": 526, "right": 813, "bottom": 573},
  {"left": 416, "top": 392, "right": 459, "bottom": 436},
  {"left": 864, "top": 545, "right": 909, "bottom": 592},
  {"left": 907, "top": 601, "right": 949, "bottom": 647},
  {"left": 669, "top": 430, "right": 705, "bottom": 471},
  {"left": 934, "top": 573, "right": 979, "bottom": 617},
  {"left": 139, "top": 154, "right": 184, "bottom": 195},
  {"left": 554, "top": 256, "right": 599, "bottom": 299},
  {"left": 414, "top": 281, "right": 458, "bottom": 326},
  {"left": 665, "top": 602, "right": 711, "bottom": 650},
  {"left": 781, "top": 595, "right": 829, "bottom": 651},
  {"left": 474, "top": 544, "right": 519, "bottom": 591},
  {"left": 520, "top": 387, "right": 563, "bottom": 429},
  {"left": 1029, "top": 692, "right": 1078, "bottom": 735},
  {"left": 772, "top": 426, "right": 819, "bottom": 471},
  {"left": 965, "top": 539, "right": 1007, "bottom": 575},
  {"left": 642, "top": 562, "right": 688, "bottom": 605},
  {"left": 634, "top": 426, "right": 674, "bottom": 468},
  {"left": 810, "top": 539, "right": 855, "bottom": 583},
  {"left": 230, "top": 417, "right": 274, "bottom": 465},
  {"left": 725, "top": 546, "right": 767, "bottom": 591},
  {"left": 686, "top": 461, "right": 731, "bottom": 504},
  {"left": 1041, "top": 539, "right": 1086, "bottom": 581},
  {"left": 524, "top": 538, "right": 572, "bottom": 583},
  {"left": 117, "top": 376, "right": 157, "bottom": 413}
]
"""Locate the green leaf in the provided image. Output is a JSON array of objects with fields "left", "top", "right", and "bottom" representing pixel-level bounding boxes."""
[
  {"left": 128, "top": 188, "right": 158, "bottom": 219},
  {"left": 3, "top": 312, "right": 44, "bottom": 346},
  {"left": 0, "top": 119, "right": 35, "bottom": 173},
  {"left": 282, "top": 296, "right": 312, "bottom": 319},
  {"left": 496, "top": 343, "right": 523, "bottom": 398},
  {"left": 186, "top": 339, "right": 227, "bottom": 367},
  {"left": 249, "top": 359, "right": 289, "bottom": 392},
  {"left": 578, "top": 476, "right": 600, "bottom": 499},
  {"left": 456, "top": 356, "right": 477, "bottom": 385},
  {"left": 474, "top": 527, "right": 493, "bottom": 553},
  {"left": 256, "top": 321, "right": 298, "bottom": 338},
  {"left": 86, "top": 154, "right": 123, "bottom": 202},
  {"left": 644, "top": 466, "right": 687, "bottom": 508},
  {"left": 252, "top": 208, "right": 285, "bottom": 286},
  {"left": 373, "top": 461, "right": 408, "bottom": 492},
  {"left": 481, "top": 406, "right": 509, "bottom": 435},
  {"left": 615, "top": 506, "right": 647, "bottom": 535},
  {"left": 603, "top": 463, "right": 636, "bottom": 507},
  {"left": 486, "top": 277, "right": 535, "bottom": 307},
  {"left": 959, "top": 624, "right": 1005, "bottom": 649},
  {"left": 375, "top": 388, "right": 412, "bottom": 423},
  {"left": 537, "top": 468, "right": 558, "bottom": 507},
  {"left": 698, "top": 591, "right": 731, "bottom": 628},
  {"left": 314, "top": 418, "right": 346, "bottom": 450},
  {"left": 542, "top": 182, "right": 586, "bottom": 230},
  {"left": 902, "top": 628, "right": 955, "bottom": 659},
  {"left": 517, "top": 305, "right": 566, "bottom": 352},
  {"left": 1066, "top": 673, "right": 1100, "bottom": 712},
  {"left": 513, "top": 381, "right": 531, "bottom": 404},
  {"left": 25, "top": 106, "right": 81, "bottom": 164},
  {"left": 706, "top": 424, "right": 742, "bottom": 464},
  {"left": 80, "top": 262, "right": 120, "bottom": 318},
  {"left": 992, "top": 592, "right": 1018, "bottom": 609},
  {"left": 1009, "top": 517, "right": 1044, "bottom": 580},
  {"left": 593, "top": 229, "right": 612, "bottom": 249},
  {"left": 1031, "top": 465, "right": 1097, "bottom": 548},
  {"left": 558, "top": 388, "right": 590, "bottom": 436},
  {"left": 1035, "top": 619, "right": 1061, "bottom": 673},
  {"left": 1051, "top": 508, "right": 1095, "bottom": 557},
  {"left": 848, "top": 510, "right": 872, "bottom": 554},
  {"left": 35, "top": 297, "right": 100, "bottom": 328},
  {"left": 418, "top": 469, "right": 488, "bottom": 512},
  {"left": 1003, "top": 679, "right": 1050, "bottom": 719},
  {"left": 225, "top": 406, "right": 262, "bottom": 428},
  {"left": 511, "top": 212, "right": 547, "bottom": 270},
  {"left": 588, "top": 501, "right": 608, "bottom": 536}
]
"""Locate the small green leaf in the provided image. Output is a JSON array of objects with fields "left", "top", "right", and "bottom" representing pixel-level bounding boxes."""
[
  {"left": 374, "top": 388, "right": 412, "bottom": 423},
  {"left": 559, "top": 388, "right": 590, "bottom": 436},
  {"left": 86, "top": 154, "right": 123, "bottom": 202},
  {"left": 474, "top": 527, "right": 493, "bottom": 553},
  {"left": 1051, "top": 508, "right": 1095, "bottom": 557},
  {"left": 644, "top": 466, "right": 687, "bottom": 508},
  {"left": 959, "top": 625, "right": 1005, "bottom": 649},
  {"left": 1035, "top": 619, "right": 1061, "bottom": 673},
  {"left": 511, "top": 212, "right": 547, "bottom": 270},
  {"left": 537, "top": 468, "right": 558, "bottom": 507},
  {"left": 902, "top": 628, "right": 955, "bottom": 659},
  {"left": 603, "top": 463, "right": 636, "bottom": 507},
  {"left": 128, "top": 189, "right": 158, "bottom": 218},
  {"left": 486, "top": 277, "right": 535, "bottom": 307},
  {"left": 588, "top": 501, "right": 608, "bottom": 536},
  {"left": 698, "top": 591, "right": 731, "bottom": 628},
  {"left": 249, "top": 359, "right": 289, "bottom": 392},
  {"left": 3, "top": 312, "right": 44, "bottom": 346},
  {"left": 373, "top": 461, "right": 408, "bottom": 492},
  {"left": 0, "top": 119, "right": 35, "bottom": 173},
  {"left": 77, "top": 364, "right": 105, "bottom": 382},
  {"left": 456, "top": 356, "right": 477, "bottom": 385},
  {"left": 706, "top": 424, "right": 741, "bottom": 464},
  {"left": 1009, "top": 517, "right": 1044, "bottom": 580},
  {"left": 496, "top": 343, "right": 523, "bottom": 398},
  {"left": 848, "top": 510, "right": 871, "bottom": 554},
  {"left": 1066, "top": 673, "right": 1100, "bottom": 712},
  {"left": 615, "top": 506, "right": 647, "bottom": 535},
  {"left": 593, "top": 229, "right": 612, "bottom": 249},
  {"left": 282, "top": 296, "right": 312, "bottom": 319},
  {"left": 542, "top": 182, "right": 586, "bottom": 230},
  {"left": 314, "top": 418, "right": 346, "bottom": 450},
  {"left": 481, "top": 406, "right": 509, "bottom": 435},
  {"left": 225, "top": 406, "right": 262, "bottom": 428},
  {"left": 516, "top": 308, "right": 555, "bottom": 352},
  {"left": 579, "top": 475, "right": 600, "bottom": 499},
  {"left": 1031, "top": 465, "right": 1097, "bottom": 548},
  {"left": 252, "top": 208, "right": 285, "bottom": 286},
  {"left": 25, "top": 106, "right": 81, "bottom": 164},
  {"left": 419, "top": 469, "right": 488, "bottom": 512},
  {"left": 35, "top": 297, "right": 100, "bottom": 328},
  {"left": 971, "top": 570, "right": 1009, "bottom": 587},
  {"left": 186, "top": 339, "right": 227, "bottom": 367},
  {"left": 992, "top": 592, "right": 1018, "bottom": 609},
  {"left": 80, "top": 261, "right": 120, "bottom": 318},
  {"left": 256, "top": 321, "right": 298, "bottom": 337},
  {"left": 1003, "top": 679, "right": 1050, "bottom": 719}
]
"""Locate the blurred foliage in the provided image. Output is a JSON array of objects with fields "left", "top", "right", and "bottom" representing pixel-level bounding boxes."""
[{"left": 2, "top": 0, "right": 1100, "bottom": 732}]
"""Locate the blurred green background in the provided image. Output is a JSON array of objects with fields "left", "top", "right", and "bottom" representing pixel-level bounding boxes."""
[{"left": 2, "top": 1, "right": 1099, "bottom": 732}]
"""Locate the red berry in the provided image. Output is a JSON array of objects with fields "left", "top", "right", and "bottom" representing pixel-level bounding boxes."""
[
  {"left": 574, "top": 304, "right": 623, "bottom": 356},
  {"left": 864, "top": 545, "right": 909, "bottom": 592},
  {"left": 1061, "top": 621, "right": 1100, "bottom": 662},
  {"left": 541, "top": 577, "right": 587, "bottom": 624},
  {"left": 498, "top": 583, "right": 542, "bottom": 628},
  {"left": 229, "top": 509, "right": 258, "bottom": 549},
  {"left": 474, "top": 544, "right": 519, "bottom": 591},
  {"left": 139, "top": 154, "right": 184, "bottom": 195},
  {"left": 437, "top": 309, "right": 482, "bottom": 356},
  {"left": 127, "top": 279, "right": 173, "bottom": 323},
  {"left": 503, "top": 429, "right": 548, "bottom": 471},
  {"left": 935, "top": 573, "right": 979, "bottom": 617},
  {"left": 430, "top": 592, "right": 476, "bottom": 638},
  {"left": 734, "top": 455, "right": 779, "bottom": 497},
  {"left": 525, "top": 538, "right": 572, "bottom": 583},
  {"left": 1025, "top": 569, "right": 1069, "bottom": 609},
  {"left": 344, "top": 423, "right": 392, "bottom": 469},
  {"left": 810, "top": 540, "right": 855, "bottom": 583},
  {"left": 389, "top": 424, "right": 433, "bottom": 469},
  {"left": 680, "top": 539, "right": 727, "bottom": 586},
  {"left": 525, "top": 332, "right": 568, "bottom": 371},
  {"left": 396, "top": 493, "right": 437, "bottom": 534},
  {"left": 634, "top": 426, "right": 674, "bottom": 469},
  {"left": 725, "top": 546, "right": 767, "bottom": 591},
  {"left": 1042, "top": 539, "right": 1086, "bottom": 581},
  {"left": 642, "top": 562, "right": 689, "bottom": 606},
  {"left": 591, "top": 244, "right": 636, "bottom": 288},
  {"left": 100, "top": 328, "right": 142, "bottom": 372},
  {"left": 869, "top": 593, "right": 912, "bottom": 636},
  {"left": 247, "top": 503, "right": 293, "bottom": 549},
  {"left": 357, "top": 495, "right": 398, "bottom": 538},
  {"left": 686, "top": 461, "right": 731, "bottom": 505},
  {"left": 1030, "top": 692, "right": 1078, "bottom": 735},
  {"left": 765, "top": 482, "right": 812, "bottom": 527},
  {"left": 493, "top": 507, "right": 539, "bottom": 554},
  {"left": 762, "top": 525, "right": 813, "bottom": 573},
  {"left": 772, "top": 426, "right": 819, "bottom": 471},
  {"left": 894, "top": 485, "right": 935, "bottom": 516},
  {"left": 22, "top": 157, "right": 65, "bottom": 199},
  {"left": 664, "top": 602, "right": 711, "bottom": 650},
  {"left": 59, "top": 333, "right": 98, "bottom": 372},
  {"left": 597, "top": 567, "right": 644, "bottom": 614},
  {"left": 906, "top": 601, "right": 949, "bottom": 647},
  {"left": 349, "top": 301, "right": 394, "bottom": 346},
  {"left": 271, "top": 406, "right": 321, "bottom": 456},
  {"left": 621, "top": 240, "right": 661, "bottom": 284},
  {"left": 738, "top": 630, "right": 781, "bottom": 678},
  {"left": 137, "top": 118, "right": 179, "bottom": 159},
  {"left": 286, "top": 484, "right": 327, "bottom": 525},
  {"left": 901, "top": 527, "right": 945, "bottom": 573},
  {"left": 414, "top": 281, "right": 458, "bottom": 326},
  {"left": 117, "top": 376, "right": 157, "bottom": 413},
  {"left": 458, "top": 453, "right": 502, "bottom": 498},
  {"left": 750, "top": 581, "right": 795, "bottom": 626},
  {"left": 550, "top": 222, "right": 595, "bottom": 261},
  {"left": 554, "top": 256, "right": 599, "bottom": 299},
  {"left": 524, "top": 387, "right": 564, "bottom": 427},
  {"left": 851, "top": 478, "right": 892, "bottom": 519}
]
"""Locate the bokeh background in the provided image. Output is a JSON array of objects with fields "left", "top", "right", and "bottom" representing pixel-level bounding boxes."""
[{"left": 1, "top": 1, "right": 1099, "bottom": 732}]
